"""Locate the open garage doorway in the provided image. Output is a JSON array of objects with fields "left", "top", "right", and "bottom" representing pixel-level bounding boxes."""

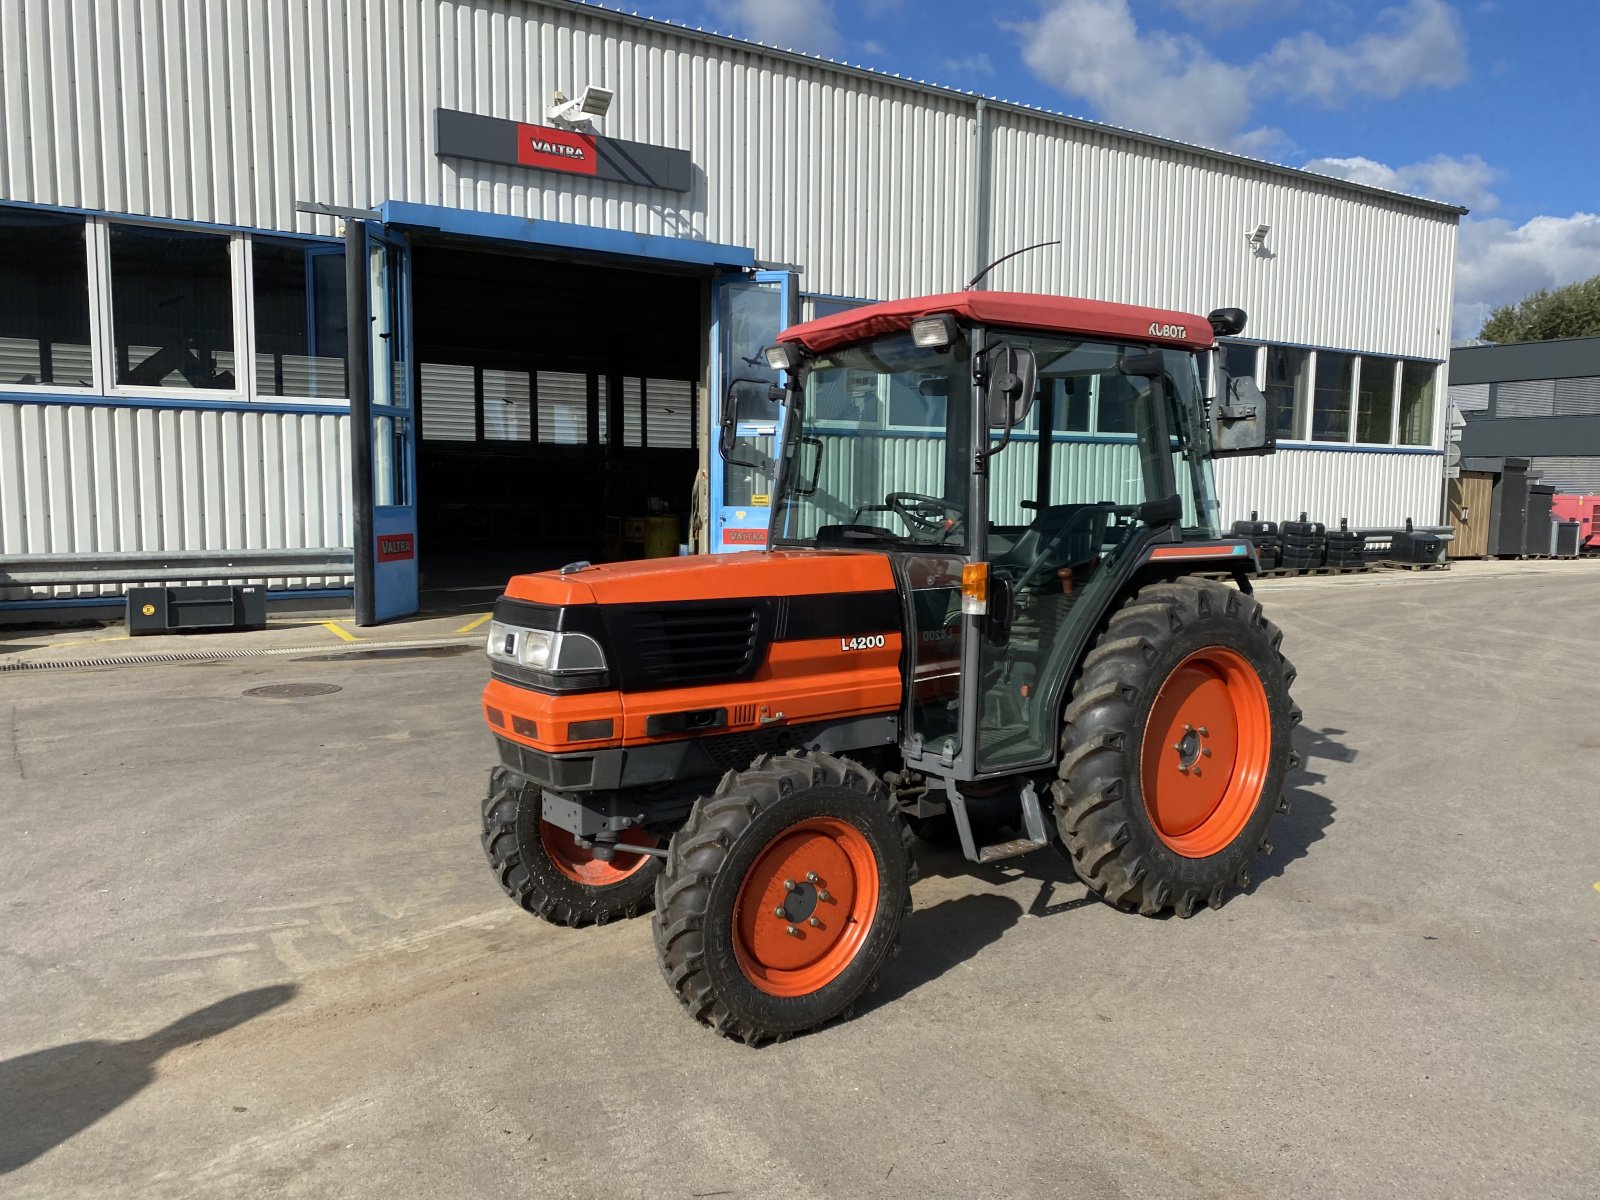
[{"left": 408, "top": 243, "right": 706, "bottom": 610}]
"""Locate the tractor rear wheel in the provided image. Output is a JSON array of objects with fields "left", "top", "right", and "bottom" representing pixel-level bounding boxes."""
[
  {"left": 481, "top": 767, "right": 661, "bottom": 927},
  {"left": 654, "top": 751, "right": 914, "bottom": 1043},
  {"left": 1054, "top": 579, "right": 1299, "bottom": 917}
]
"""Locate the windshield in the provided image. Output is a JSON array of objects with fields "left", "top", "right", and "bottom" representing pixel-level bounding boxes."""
[{"left": 771, "top": 331, "right": 973, "bottom": 550}]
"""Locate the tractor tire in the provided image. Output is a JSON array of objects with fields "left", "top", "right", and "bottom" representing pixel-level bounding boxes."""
[
  {"left": 481, "top": 766, "right": 662, "bottom": 928},
  {"left": 653, "top": 751, "right": 915, "bottom": 1043},
  {"left": 1053, "top": 579, "right": 1299, "bottom": 918}
]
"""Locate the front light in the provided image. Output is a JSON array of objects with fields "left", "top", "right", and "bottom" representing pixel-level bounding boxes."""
[
  {"left": 764, "top": 342, "right": 802, "bottom": 373},
  {"left": 487, "top": 622, "right": 606, "bottom": 676}
]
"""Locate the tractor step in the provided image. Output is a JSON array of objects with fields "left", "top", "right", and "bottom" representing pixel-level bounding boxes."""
[
  {"left": 976, "top": 835, "right": 1049, "bottom": 864},
  {"left": 946, "top": 779, "right": 1052, "bottom": 864}
]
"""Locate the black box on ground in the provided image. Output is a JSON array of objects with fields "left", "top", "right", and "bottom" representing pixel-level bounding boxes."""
[{"left": 127, "top": 585, "right": 268, "bottom": 636}]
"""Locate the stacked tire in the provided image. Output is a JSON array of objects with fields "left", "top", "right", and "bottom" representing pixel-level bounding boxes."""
[
  {"left": 1230, "top": 512, "right": 1281, "bottom": 570},
  {"left": 1279, "top": 513, "right": 1325, "bottom": 570}
]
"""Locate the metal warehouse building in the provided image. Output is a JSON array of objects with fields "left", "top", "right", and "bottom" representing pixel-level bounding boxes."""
[{"left": 0, "top": 0, "right": 1462, "bottom": 622}]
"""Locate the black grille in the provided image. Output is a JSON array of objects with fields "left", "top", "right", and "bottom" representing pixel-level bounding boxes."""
[{"left": 611, "top": 603, "right": 763, "bottom": 689}]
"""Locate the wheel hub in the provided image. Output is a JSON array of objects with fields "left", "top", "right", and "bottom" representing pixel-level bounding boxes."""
[
  {"left": 732, "top": 818, "right": 879, "bottom": 997},
  {"left": 1139, "top": 647, "right": 1272, "bottom": 859}
]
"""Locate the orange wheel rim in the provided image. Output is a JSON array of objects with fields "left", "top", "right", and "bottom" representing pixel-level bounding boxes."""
[
  {"left": 538, "top": 821, "right": 657, "bottom": 886},
  {"left": 1139, "top": 647, "right": 1272, "bottom": 859},
  {"left": 731, "top": 818, "right": 880, "bottom": 998}
]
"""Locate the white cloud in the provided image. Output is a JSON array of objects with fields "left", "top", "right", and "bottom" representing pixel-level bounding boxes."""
[
  {"left": 1017, "top": 0, "right": 1467, "bottom": 152},
  {"left": 1259, "top": 0, "right": 1466, "bottom": 105},
  {"left": 1303, "top": 153, "right": 1499, "bottom": 212},
  {"left": 706, "top": 0, "right": 842, "bottom": 55},
  {"left": 1164, "top": 0, "right": 1288, "bottom": 28},
  {"left": 1018, "top": 0, "right": 1268, "bottom": 150},
  {"left": 1454, "top": 212, "right": 1600, "bottom": 338},
  {"left": 943, "top": 53, "right": 994, "bottom": 77}
]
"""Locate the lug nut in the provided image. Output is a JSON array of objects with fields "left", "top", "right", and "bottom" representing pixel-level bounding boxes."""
[
  {"left": 783, "top": 879, "right": 796, "bottom": 891},
  {"left": 1192, "top": 767, "right": 1203, "bottom": 778},
  {"left": 1172, "top": 742, "right": 1183, "bottom": 753},
  {"left": 785, "top": 924, "right": 800, "bottom": 937},
  {"left": 808, "top": 917, "right": 822, "bottom": 928},
  {"left": 818, "top": 890, "right": 831, "bottom": 902},
  {"left": 773, "top": 906, "right": 786, "bottom": 918},
  {"left": 1202, "top": 747, "right": 1213, "bottom": 758},
  {"left": 1197, "top": 726, "right": 1209, "bottom": 737},
  {"left": 806, "top": 872, "right": 820, "bottom": 884}
]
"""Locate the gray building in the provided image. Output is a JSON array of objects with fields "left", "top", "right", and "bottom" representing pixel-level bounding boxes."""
[
  {"left": 1451, "top": 336, "right": 1600, "bottom": 492},
  {"left": 0, "top": 0, "right": 1461, "bottom": 621}
]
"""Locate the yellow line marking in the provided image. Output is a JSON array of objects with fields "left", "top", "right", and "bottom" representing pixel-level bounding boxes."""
[
  {"left": 322, "top": 621, "right": 359, "bottom": 643},
  {"left": 456, "top": 613, "right": 493, "bottom": 634}
]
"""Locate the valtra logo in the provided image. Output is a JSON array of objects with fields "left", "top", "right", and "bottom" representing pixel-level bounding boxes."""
[{"left": 515, "top": 123, "right": 598, "bottom": 176}]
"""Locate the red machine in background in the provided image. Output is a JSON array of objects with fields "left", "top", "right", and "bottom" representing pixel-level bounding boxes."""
[{"left": 1551, "top": 494, "right": 1600, "bottom": 553}]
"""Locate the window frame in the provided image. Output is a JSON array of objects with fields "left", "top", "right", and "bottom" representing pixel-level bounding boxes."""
[
  {"left": 0, "top": 206, "right": 105, "bottom": 394},
  {"left": 248, "top": 234, "right": 351, "bottom": 404}
]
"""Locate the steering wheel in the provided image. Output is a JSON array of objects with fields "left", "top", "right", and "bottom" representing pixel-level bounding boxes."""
[{"left": 887, "top": 492, "right": 965, "bottom": 536}]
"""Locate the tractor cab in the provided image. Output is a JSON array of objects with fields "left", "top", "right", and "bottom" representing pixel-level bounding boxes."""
[{"left": 737, "top": 292, "right": 1275, "bottom": 793}]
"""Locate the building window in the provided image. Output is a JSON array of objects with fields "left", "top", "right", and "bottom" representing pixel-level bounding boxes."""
[
  {"left": 482, "top": 369, "right": 531, "bottom": 441},
  {"left": 1355, "top": 356, "right": 1398, "bottom": 444},
  {"left": 419, "top": 362, "right": 476, "bottom": 441},
  {"left": 110, "top": 223, "right": 235, "bottom": 390},
  {"left": 252, "top": 238, "right": 346, "bottom": 399},
  {"left": 537, "top": 371, "right": 589, "bottom": 445},
  {"left": 646, "top": 378, "right": 696, "bottom": 448},
  {"left": 1095, "top": 373, "right": 1139, "bottom": 434},
  {"left": 1310, "top": 351, "right": 1353, "bottom": 442},
  {"left": 0, "top": 208, "right": 93, "bottom": 387},
  {"left": 1265, "top": 345, "right": 1311, "bottom": 439},
  {"left": 1399, "top": 361, "right": 1436, "bottom": 445}
]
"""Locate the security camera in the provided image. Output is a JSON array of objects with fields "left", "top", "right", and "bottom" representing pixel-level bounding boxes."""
[{"left": 548, "top": 85, "right": 614, "bottom": 131}]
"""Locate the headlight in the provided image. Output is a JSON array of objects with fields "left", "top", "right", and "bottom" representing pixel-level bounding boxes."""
[{"left": 487, "top": 621, "right": 606, "bottom": 675}]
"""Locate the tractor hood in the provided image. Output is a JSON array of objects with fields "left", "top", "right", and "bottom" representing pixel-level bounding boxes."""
[{"left": 502, "top": 550, "right": 898, "bottom": 608}]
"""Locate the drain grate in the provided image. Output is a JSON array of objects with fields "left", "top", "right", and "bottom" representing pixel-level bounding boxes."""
[
  {"left": 0, "top": 636, "right": 480, "bottom": 673},
  {"left": 244, "top": 682, "right": 343, "bottom": 699}
]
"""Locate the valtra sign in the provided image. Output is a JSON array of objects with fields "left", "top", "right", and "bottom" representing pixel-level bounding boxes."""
[{"left": 436, "top": 109, "right": 692, "bottom": 193}]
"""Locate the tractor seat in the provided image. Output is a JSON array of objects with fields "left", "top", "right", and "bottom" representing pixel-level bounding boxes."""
[{"left": 992, "top": 503, "right": 1108, "bottom": 579}]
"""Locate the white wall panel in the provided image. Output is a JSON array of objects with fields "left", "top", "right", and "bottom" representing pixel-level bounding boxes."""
[
  {"left": 1215, "top": 449, "right": 1444, "bottom": 530},
  {"left": 0, "top": 402, "right": 352, "bottom": 598}
]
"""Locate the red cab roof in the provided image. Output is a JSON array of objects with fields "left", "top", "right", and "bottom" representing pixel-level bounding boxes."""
[{"left": 778, "top": 291, "right": 1216, "bottom": 354}]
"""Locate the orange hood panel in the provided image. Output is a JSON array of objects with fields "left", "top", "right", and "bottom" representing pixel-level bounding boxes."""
[{"left": 503, "top": 550, "right": 896, "bottom": 606}]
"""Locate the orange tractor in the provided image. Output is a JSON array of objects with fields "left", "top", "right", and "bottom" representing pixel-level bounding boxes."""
[{"left": 479, "top": 292, "right": 1298, "bottom": 1042}]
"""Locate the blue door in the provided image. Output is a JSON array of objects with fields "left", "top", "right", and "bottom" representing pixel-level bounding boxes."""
[
  {"left": 365, "top": 226, "right": 419, "bottom": 621},
  {"left": 709, "top": 269, "right": 797, "bottom": 552}
]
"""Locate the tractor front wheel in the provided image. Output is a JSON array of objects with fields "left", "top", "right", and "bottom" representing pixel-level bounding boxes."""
[
  {"left": 654, "top": 751, "right": 914, "bottom": 1043},
  {"left": 481, "top": 767, "right": 662, "bottom": 927},
  {"left": 1054, "top": 579, "right": 1299, "bottom": 917}
]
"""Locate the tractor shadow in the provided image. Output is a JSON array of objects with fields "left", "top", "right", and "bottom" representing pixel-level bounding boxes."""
[
  {"left": 0, "top": 984, "right": 297, "bottom": 1174},
  {"left": 1247, "top": 723, "right": 1348, "bottom": 890}
]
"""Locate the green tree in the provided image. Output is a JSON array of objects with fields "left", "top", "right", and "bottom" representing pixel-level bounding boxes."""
[{"left": 1478, "top": 274, "right": 1600, "bottom": 343}]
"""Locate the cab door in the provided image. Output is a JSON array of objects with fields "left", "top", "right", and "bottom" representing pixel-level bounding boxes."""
[{"left": 709, "top": 270, "right": 796, "bottom": 552}]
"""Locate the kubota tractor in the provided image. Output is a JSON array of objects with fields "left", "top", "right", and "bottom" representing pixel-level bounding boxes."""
[{"left": 479, "top": 291, "right": 1298, "bottom": 1042}]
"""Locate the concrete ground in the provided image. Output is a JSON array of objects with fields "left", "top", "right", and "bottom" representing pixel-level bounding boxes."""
[{"left": 2, "top": 561, "right": 1597, "bottom": 1198}]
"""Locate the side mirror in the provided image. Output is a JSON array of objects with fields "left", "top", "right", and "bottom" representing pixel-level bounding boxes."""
[
  {"left": 1210, "top": 374, "right": 1279, "bottom": 457},
  {"left": 719, "top": 376, "right": 785, "bottom": 471},
  {"left": 985, "top": 344, "right": 1037, "bottom": 429},
  {"left": 790, "top": 435, "right": 824, "bottom": 497}
]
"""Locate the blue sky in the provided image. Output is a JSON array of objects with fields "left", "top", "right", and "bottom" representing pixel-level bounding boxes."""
[{"left": 589, "top": 0, "right": 1599, "bottom": 338}]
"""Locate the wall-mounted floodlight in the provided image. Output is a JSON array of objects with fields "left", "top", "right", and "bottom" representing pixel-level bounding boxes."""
[
  {"left": 548, "top": 85, "right": 615, "bottom": 130},
  {"left": 1246, "top": 224, "right": 1271, "bottom": 250}
]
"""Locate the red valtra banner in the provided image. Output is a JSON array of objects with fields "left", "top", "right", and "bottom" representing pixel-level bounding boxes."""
[{"left": 516, "top": 124, "right": 598, "bottom": 176}]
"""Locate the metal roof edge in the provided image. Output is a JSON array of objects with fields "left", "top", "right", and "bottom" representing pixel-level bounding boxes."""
[{"left": 533, "top": 0, "right": 1468, "bottom": 221}]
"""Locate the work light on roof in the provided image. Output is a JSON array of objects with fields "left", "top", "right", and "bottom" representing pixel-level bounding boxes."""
[
  {"left": 910, "top": 314, "right": 958, "bottom": 349},
  {"left": 764, "top": 343, "right": 802, "bottom": 373}
]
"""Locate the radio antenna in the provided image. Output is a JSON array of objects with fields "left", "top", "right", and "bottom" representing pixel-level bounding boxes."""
[{"left": 963, "top": 240, "right": 1061, "bottom": 291}]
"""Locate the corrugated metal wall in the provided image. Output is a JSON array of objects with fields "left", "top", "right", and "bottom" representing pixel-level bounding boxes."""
[
  {"left": 1214, "top": 450, "right": 1442, "bottom": 529},
  {"left": 984, "top": 115, "right": 1458, "bottom": 363},
  {"left": 0, "top": 0, "right": 1459, "bottom": 596},
  {"left": 0, "top": 401, "right": 352, "bottom": 598}
]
